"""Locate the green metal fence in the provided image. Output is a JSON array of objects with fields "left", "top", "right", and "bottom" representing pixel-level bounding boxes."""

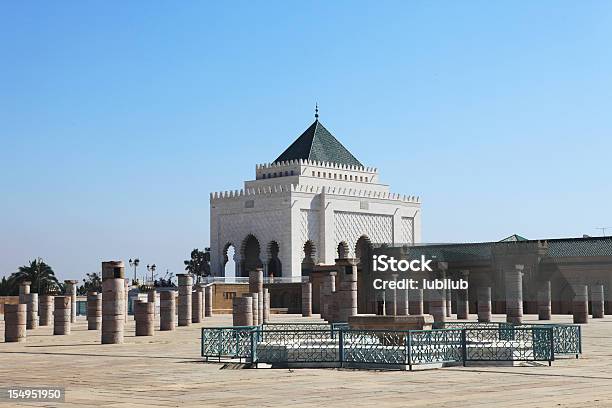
[
  {"left": 201, "top": 321, "right": 580, "bottom": 368},
  {"left": 461, "top": 327, "right": 554, "bottom": 363},
  {"left": 201, "top": 326, "right": 258, "bottom": 362},
  {"left": 441, "top": 322, "right": 581, "bottom": 358}
]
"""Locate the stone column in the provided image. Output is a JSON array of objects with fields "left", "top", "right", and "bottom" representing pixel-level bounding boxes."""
[
  {"left": 302, "top": 282, "right": 312, "bottom": 317},
  {"left": 25, "top": 293, "right": 38, "bottom": 330},
  {"left": 204, "top": 285, "right": 213, "bottom": 317},
  {"left": 4, "top": 304, "right": 27, "bottom": 342},
  {"left": 54, "top": 296, "right": 71, "bottom": 335},
  {"left": 335, "top": 258, "right": 357, "bottom": 322},
  {"left": 160, "top": 291, "right": 176, "bottom": 331},
  {"left": 258, "top": 288, "right": 264, "bottom": 324},
  {"left": 19, "top": 281, "right": 31, "bottom": 304},
  {"left": 263, "top": 288, "right": 270, "bottom": 323},
  {"left": 87, "top": 291, "right": 102, "bottom": 330},
  {"left": 101, "top": 261, "right": 125, "bottom": 344},
  {"left": 64, "top": 280, "right": 79, "bottom": 323},
  {"left": 573, "top": 285, "right": 588, "bottom": 324},
  {"left": 192, "top": 289, "right": 203, "bottom": 323},
  {"left": 538, "top": 281, "right": 552, "bottom": 320},
  {"left": 196, "top": 285, "right": 206, "bottom": 319},
  {"left": 177, "top": 274, "right": 193, "bottom": 327},
  {"left": 456, "top": 270, "right": 469, "bottom": 320},
  {"left": 430, "top": 263, "right": 447, "bottom": 324},
  {"left": 379, "top": 290, "right": 386, "bottom": 315},
  {"left": 445, "top": 289, "right": 452, "bottom": 317},
  {"left": 396, "top": 287, "right": 409, "bottom": 316},
  {"left": 329, "top": 293, "right": 339, "bottom": 323},
  {"left": 147, "top": 289, "right": 158, "bottom": 318},
  {"left": 591, "top": 284, "right": 604, "bottom": 318},
  {"left": 386, "top": 276, "right": 398, "bottom": 316},
  {"left": 320, "top": 272, "right": 336, "bottom": 321},
  {"left": 249, "top": 269, "right": 264, "bottom": 324},
  {"left": 135, "top": 300, "right": 155, "bottom": 336},
  {"left": 233, "top": 296, "right": 253, "bottom": 326},
  {"left": 39, "top": 294, "right": 54, "bottom": 326},
  {"left": 124, "top": 279, "right": 129, "bottom": 322},
  {"left": 505, "top": 264, "right": 524, "bottom": 324},
  {"left": 250, "top": 292, "right": 260, "bottom": 325},
  {"left": 408, "top": 288, "right": 424, "bottom": 315},
  {"left": 477, "top": 287, "right": 492, "bottom": 323},
  {"left": 429, "top": 287, "right": 446, "bottom": 325}
]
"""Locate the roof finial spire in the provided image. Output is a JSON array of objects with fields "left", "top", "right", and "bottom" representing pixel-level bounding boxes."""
[{"left": 314, "top": 103, "right": 319, "bottom": 120}]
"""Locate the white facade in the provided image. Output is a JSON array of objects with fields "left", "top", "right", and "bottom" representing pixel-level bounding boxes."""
[{"left": 210, "top": 158, "right": 422, "bottom": 278}]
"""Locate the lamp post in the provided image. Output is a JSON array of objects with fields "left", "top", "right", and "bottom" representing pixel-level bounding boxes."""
[
  {"left": 147, "top": 264, "right": 156, "bottom": 285},
  {"left": 129, "top": 258, "right": 140, "bottom": 284},
  {"left": 36, "top": 256, "right": 43, "bottom": 294}
]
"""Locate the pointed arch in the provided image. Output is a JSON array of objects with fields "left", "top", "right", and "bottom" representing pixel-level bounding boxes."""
[
  {"left": 337, "top": 241, "right": 349, "bottom": 259},
  {"left": 240, "top": 234, "right": 263, "bottom": 277},
  {"left": 355, "top": 235, "right": 373, "bottom": 261},
  {"left": 266, "top": 240, "right": 282, "bottom": 278},
  {"left": 222, "top": 242, "right": 236, "bottom": 278},
  {"left": 301, "top": 240, "right": 316, "bottom": 277}
]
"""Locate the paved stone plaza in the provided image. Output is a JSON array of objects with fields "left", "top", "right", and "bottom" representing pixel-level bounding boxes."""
[{"left": 1, "top": 314, "right": 611, "bottom": 407}]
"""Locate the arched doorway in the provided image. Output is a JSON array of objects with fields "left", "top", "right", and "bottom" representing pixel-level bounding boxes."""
[
  {"left": 355, "top": 235, "right": 374, "bottom": 313},
  {"left": 240, "top": 234, "right": 263, "bottom": 277},
  {"left": 223, "top": 243, "right": 236, "bottom": 280},
  {"left": 267, "top": 241, "right": 282, "bottom": 279},
  {"left": 337, "top": 241, "right": 349, "bottom": 259},
  {"left": 301, "top": 240, "right": 316, "bottom": 277}
]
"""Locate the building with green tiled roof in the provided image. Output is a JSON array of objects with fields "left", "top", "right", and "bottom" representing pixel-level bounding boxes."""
[
  {"left": 210, "top": 111, "right": 421, "bottom": 279},
  {"left": 274, "top": 119, "right": 363, "bottom": 168},
  {"left": 366, "top": 235, "right": 612, "bottom": 315}
]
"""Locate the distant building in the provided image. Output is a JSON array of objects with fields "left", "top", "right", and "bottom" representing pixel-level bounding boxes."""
[
  {"left": 210, "top": 113, "right": 421, "bottom": 278},
  {"left": 368, "top": 235, "right": 612, "bottom": 315}
]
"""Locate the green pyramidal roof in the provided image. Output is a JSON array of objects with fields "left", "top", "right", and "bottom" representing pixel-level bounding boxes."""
[
  {"left": 499, "top": 234, "right": 528, "bottom": 242},
  {"left": 274, "top": 120, "right": 363, "bottom": 167}
]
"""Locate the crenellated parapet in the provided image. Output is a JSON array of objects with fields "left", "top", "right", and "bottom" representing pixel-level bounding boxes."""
[
  {"left": 254, "top": 159, "right": 380, "bottom": 184},
  {"left": 210, "top": 183, "right": 420, "bottom": 203},
  {"left": 256, "top": 158, "right": 377, "bottom": 173}
]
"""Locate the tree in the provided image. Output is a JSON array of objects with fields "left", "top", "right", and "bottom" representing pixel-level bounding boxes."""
[
  {"left": 10, "top": 258, "right": 59, "bottom": 294},
  {"left": 184, "top": 248, "right": 211, "bottom": 283},
  {"left": 0, "top": 276, "right": 16, "bottom": 296},
  {"left": 77, "top": 272, "right": 102, "bottom": 295}
]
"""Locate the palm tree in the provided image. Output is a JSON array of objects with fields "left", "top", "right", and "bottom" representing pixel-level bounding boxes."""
[{"left": 10, "top": 258, "right": 60, "bottom": 294}]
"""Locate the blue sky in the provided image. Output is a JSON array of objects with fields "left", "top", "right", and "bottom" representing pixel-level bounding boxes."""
[{"left": 1, "top": 1, "right": 611, "bottom": 280}]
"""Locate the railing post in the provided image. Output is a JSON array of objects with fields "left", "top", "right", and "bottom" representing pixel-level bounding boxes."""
[
  {"left": 407, "top": 331, "right": 412, "bottom": 371},
  {"left": 339, "top": 329, "right": 344, "bottom": 368},
  {"left": 218, "top": 329, "right": 222, "bottom": 362},
  {"left": 577, "top": 325, "right": 582, "bottom": 358},
  {"left": 201, "top": 328, "right": 205, "bottom": 358},
  {"left": 549, "top": 327, "right": 554, "bottom": 366},
  {"left": 234, "top": 329, "right": 240, "bottom": 362},
  {"left": 250, "top": 328, "right": 258, "bottom": 366},
  {"left": 461, "top": 329, "right": 467, "bottom": 366}
]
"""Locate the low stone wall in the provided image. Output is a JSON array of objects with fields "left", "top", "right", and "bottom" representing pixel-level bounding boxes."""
[{"left": 210, "top": 283, "right": 251, "bottom": 311}]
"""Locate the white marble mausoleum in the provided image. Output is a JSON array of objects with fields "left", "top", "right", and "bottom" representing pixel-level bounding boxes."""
[{"left": 210, "top": 113, "right": 421, "bottom": 278}]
